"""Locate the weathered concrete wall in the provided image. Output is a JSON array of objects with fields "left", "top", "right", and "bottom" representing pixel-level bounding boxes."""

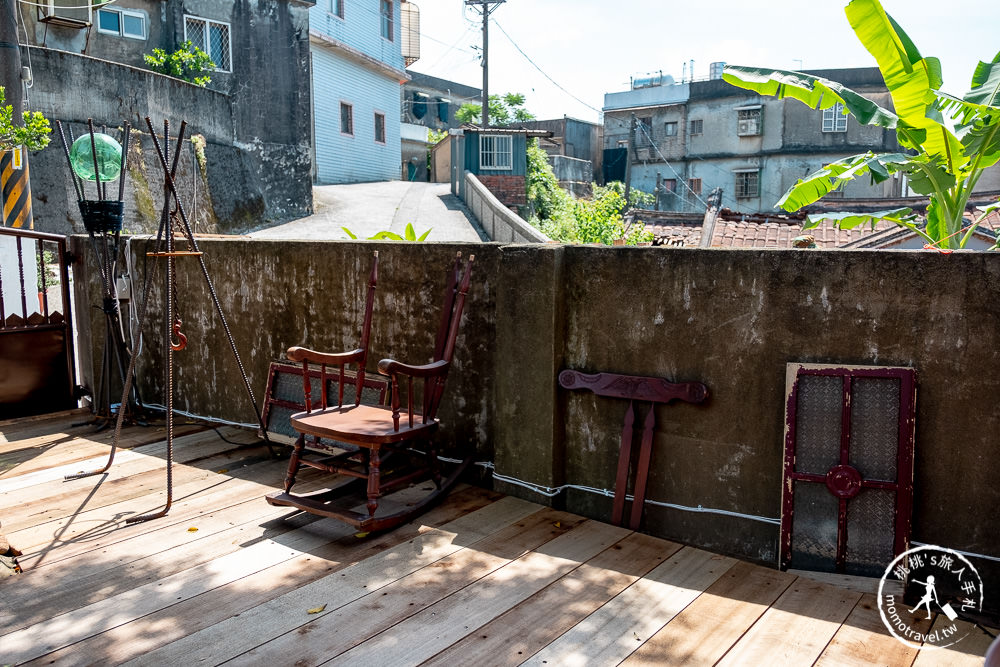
[
  {"left": 464, "top": 174, "right": 548, "bottom": 243},
  {"left": 23, "top": 10, "right": 312, "bottom": 234},
  {"left": 73, "top": 238, "right": 1000, "bottom": 595}
]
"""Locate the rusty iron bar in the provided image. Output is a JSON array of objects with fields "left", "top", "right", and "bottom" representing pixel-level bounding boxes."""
[
  {"left": 141, "top": 115, "right": 276, "bottom": 459},
  {"left": 87, "top": 119, "right": 103, "bottom": 202},
  {"left": 64, "top": 123, "right": 181, "bottom": 481}
]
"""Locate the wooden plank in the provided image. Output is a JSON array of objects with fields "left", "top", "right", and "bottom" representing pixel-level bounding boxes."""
[
  {"left": 622, "top": 560, "right": 797, "bottom": 666},
  {"left": 20, "top": 487, "right": 505, "bottom": 667},
  {"left": 0, "top": 407, "right": 89, "bottom": 432},
  {"left": 911, "top": 617, "right": 993, "bottom": 667},
  {"left": 0, "top": 423, "right": 204, "bottom": 478},
  {"left": 115, "top": 496, "right": 543, "bottom": 667},
  {"left": 3, "top": 490, "right": 391, "bottom": 664},
  {"left": 523, "top": 546, "right": 737, "bottom": 666},
  {"left": 718, "top": 577, "right": 863, "bottom": 665},
  {"left": 0, "top": 425, "right": 237, "bottom": 497},
  {"left": 0, "top": 430, "right": 261, "bottom": 530},
  {"left": 0, "top": 478, "right": 335, "bottom": 634},
  {"left": 423, "top": 532, "right": 683, "bottom": 667},
  {"left": 324, "top": 520, "right": 633, "bottom": 667},
  {"left": 8, "top": 452, "right": 298, "bottom": 567},
  {"left": 219, "top": 509, "right": 589, "bottom": 666},
  {"left": 789, "top": 568, "right": 903, "bottom": 596},
  {"left": 815, "top": 593, "right": 922, "bottom": 667}
]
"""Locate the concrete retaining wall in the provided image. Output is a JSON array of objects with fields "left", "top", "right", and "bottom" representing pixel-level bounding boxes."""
[
  {"left": 25, "top": 46, "right": 312, "bottom": 235},
  {"left": 464, "top": 173, "right": 549, "bottom": 243},
  {"left": 73, "top": 238, "right": 1000, "bottom": 595}
]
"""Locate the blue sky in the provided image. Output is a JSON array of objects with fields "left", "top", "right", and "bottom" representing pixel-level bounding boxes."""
[{"left": 407, "top": 0, "right": 1000, "bottom": 123}]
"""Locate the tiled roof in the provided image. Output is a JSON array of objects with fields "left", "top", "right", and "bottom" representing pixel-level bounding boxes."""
[{"left": 710, "top": 218, "right": 900, "bottom": 248}]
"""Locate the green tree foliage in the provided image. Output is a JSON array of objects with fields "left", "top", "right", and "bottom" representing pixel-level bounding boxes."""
[
  {"left": 0, "top": 86, "right": 50, "bottom": 152},
  {"left": 456, "top": 92, "right": 535, "bottom": 126},
  {"left": 525, "top": 140, "right": 653, "bottom": 245},
  {"left": 144, "top": 41, "right": 216, "bottom": 87},
  {"left": 723, "top": 0, "right": 1000, "bottom": 249}
]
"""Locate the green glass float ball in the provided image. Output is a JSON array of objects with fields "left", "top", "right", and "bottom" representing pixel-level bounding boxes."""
[{"left": 69, "top": 133, "right": 123, "bottom": 182}]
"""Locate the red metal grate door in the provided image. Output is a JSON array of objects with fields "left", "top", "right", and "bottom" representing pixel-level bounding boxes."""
[{"left": 781, "top": 364, "right": 916, "bottom": 576}]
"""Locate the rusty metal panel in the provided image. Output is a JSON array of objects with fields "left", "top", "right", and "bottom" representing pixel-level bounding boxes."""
[
  {"left": 781, "top": 363, "right": 916, "bottom": 576},
  {"left": 0, "top": 227, "right": 76, "bottom": 418}
]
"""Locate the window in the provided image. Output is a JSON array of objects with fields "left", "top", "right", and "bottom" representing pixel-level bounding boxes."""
[
  {"left": 737, "top": 107, "right": 762, "bottom": 136},
  {"left": 374, "top": 112, "right": 386, "bottom": 144},
  {"left": 184, "top": 15, "right": 232, "bottom": 72},
  {"left": 380, "top": 0, "right": 393, "bottom": 40},
  {"left": 617, "top": 139, "right": 628, "bottom": 148},
  {"left": 688, "top": 178, "right": 702, "bottom": 195},
  {"left": 735, "top": 170, "right": 760, "bottom": 198},
  {"left": 663, "top": 178, "right": 677, "bottom": 192},
  {"left": 341, "top": 102, "right": 354, "bottom": 135},
  {"left": 664, "top": 121, "right": 677, "bottom": 137},
  {"left": 823, "top": 102, "right": 848, "bottom": 133},
  {"left": 480, "top": 134, "right": 512, "bottom": 170},
  {"left": 97, "top": 8, "right": 146, "bottom": 39},
  {"left": 689, "top": 119, "right": 703, "bottom": 135},
  {"left": 636, "top": 116, "right": 653, "bottom": 146},
  {"left": 330, "top": 0, "right": 344, "bottom": 18}
]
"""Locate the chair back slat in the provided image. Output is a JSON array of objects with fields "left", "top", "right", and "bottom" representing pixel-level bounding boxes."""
[
  {"left": 320, "top": 364, "right": 328, "bottom": 410},
  {"left": 426, "top": 255, "right": 475, "bottom": 421},
  {"left": 354, "top": 251, "right": 378, "bottom": 405},
  {"left": 301, "top": 360, "right": 312, "bottom": 413}
]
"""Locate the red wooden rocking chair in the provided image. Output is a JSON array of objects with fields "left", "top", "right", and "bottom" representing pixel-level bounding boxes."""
[{"left": 266, "top": 252, "right": 475, "bottom": 532}]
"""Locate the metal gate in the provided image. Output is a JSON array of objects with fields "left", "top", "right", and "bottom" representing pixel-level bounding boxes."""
[{"left": 0, "top": 227, "right": 77, "bottom": 419}]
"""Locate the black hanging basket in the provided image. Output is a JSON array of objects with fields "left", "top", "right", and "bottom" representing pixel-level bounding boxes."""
[{"left": 79, "top": 200, "right": 124, "bottom": 233}]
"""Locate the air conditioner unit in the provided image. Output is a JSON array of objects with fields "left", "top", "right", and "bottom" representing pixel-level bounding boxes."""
[
  {"left": 636, "top": 148, "right": 652, "bottom": 161},
  {"left": 38, "top": 0, "right": 92, "bottom": 29}
]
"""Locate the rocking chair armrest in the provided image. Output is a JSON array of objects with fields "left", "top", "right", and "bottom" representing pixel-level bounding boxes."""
[
  {"left": 377, "top": 358, "right": 449, "bottom": 378},
  {"left": 287, "top": 346, "right": 366, "bottom": 366}
]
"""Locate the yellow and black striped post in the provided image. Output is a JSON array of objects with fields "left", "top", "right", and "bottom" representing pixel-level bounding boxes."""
[{"left": 1, "top": 147, "right": 32, "bottom": 229}]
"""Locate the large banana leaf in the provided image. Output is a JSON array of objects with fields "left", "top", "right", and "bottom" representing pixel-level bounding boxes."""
[
  {"left": 722, "top": 66, "right": 898, "bottom": 129},
  {"left": 804, "top": 208, "right": 914, "bottom": 231},
  {"left": 775, "top": 152, "right": 912, "bottom": 211},
  {"left": 965, "top": 51, "right": 1000, "bottom": 109},
  {"left": 845, "top": 0, "right": 966, "bottom": 169}
]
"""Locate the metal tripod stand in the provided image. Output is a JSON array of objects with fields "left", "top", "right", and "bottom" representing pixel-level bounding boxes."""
[
  {"left": 55, "top": 119, "right": 144, "bottom": 428},
  {"left": 67, "top": 118, "right": 276, "bottom": 524}
]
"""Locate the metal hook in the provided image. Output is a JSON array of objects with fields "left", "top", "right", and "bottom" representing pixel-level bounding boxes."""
[{"left": 170, "top": 318, "right": 187, "bottom": 351}]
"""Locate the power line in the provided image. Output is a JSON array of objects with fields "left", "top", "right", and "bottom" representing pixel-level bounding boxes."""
[
  {"left": 635, "top": 121, "right": 710, "bottom": 208},
  {"left": 493, "top": 19, "right": 601, "bottom": 115}
]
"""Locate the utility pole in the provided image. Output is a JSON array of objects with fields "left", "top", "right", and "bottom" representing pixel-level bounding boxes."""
[
  {"left": 1, "top": 0, "right": 32, "bottom": 229},
  {"left": 465, "top": 0, "right": 505, "bottom": 127},
  {"left": 0, "top": 0, "right": 20, "bottom": 116}
]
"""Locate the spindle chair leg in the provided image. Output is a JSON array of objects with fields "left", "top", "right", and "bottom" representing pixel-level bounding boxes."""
[
  {"left": 284, "top": 434, "right": 306, "bottom": 493},
  {"left": 367, "top": 446, "right": 382, "bottom": 517}
]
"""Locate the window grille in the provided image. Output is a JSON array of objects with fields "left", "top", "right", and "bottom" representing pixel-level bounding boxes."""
[
  {"left": 184, "top": 15, "right": 232, "bottom": 72},
  {"left": 374, "top": 113, "right": 386, "bottom": 144},
  {"left": 380, "top": 0, "right": 394, "bottom": 40},
  {"left": 734, "top": 170, "right": 759, "bottom": 198},
  {"left": 341, "top": 103, "right": 354, "bottom": 135},
  {"left": 480, "top": 135, "right": 513, "bottom": 170},
  {"left": 689, "top": 119, "right": 703, "bottom": 135},
  {"left": 823, "top": 102, "right": 848, "bottom": 132},
  {"left": 688, "top": 178, "right": 702, "bottom": 195},
  {"left": 737, "top": 108, "right": 762, "bottom": 136}
]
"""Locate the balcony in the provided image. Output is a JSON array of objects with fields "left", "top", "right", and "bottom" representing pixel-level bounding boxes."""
[{"left": 2, "top": 235, "right": 999, "bottom": 664}]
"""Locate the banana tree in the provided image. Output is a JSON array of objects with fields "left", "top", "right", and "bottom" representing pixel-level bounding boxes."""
[{"left": 723, "top": 0, "right": 1000, "bottom": 249}]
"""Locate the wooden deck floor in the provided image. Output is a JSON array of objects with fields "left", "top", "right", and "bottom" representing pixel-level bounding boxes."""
[{"left": 0, "top": 410, "right": 994, "bottom": 666}]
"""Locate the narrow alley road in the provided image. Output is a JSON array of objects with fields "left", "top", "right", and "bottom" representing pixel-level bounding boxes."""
[{"left": 249, "top": 181, "right": 486, "bottom": 242}]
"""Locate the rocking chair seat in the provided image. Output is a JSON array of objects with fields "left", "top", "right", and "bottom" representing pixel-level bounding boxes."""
[{"left": 290, "top": 404, "right": 439, "bottom": 445}]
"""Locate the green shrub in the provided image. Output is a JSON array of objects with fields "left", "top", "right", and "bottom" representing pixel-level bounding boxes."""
[{"left": 144, "top": 41, "right": 215, "bottom": 87}]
